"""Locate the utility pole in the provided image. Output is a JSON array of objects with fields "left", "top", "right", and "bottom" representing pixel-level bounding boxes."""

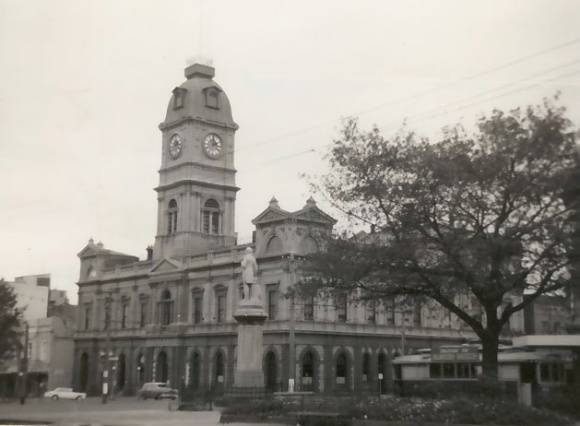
[{"left": 19, "top": 322, "right": 29, "bottom": 405}]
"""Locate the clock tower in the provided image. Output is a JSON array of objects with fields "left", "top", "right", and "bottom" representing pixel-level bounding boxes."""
[{"left": 153, "top": 63, "right": 239, "bottom": 260}]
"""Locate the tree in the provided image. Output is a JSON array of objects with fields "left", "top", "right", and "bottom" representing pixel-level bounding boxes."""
[
  {"left": 0, "top": 279, "right": 22, "bottom": 369},
  {"left": 302, "top": 99, "right": 579, "bottom": 379}
]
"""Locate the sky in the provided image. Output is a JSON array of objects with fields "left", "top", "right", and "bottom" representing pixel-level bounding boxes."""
[{"left": 1, "top": 0, "right": 579, "bottom": 304}]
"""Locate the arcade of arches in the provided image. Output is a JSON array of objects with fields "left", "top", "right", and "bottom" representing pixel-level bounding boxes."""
[{"left": 74, "top": 342, "right": 399, "bottom": 396}]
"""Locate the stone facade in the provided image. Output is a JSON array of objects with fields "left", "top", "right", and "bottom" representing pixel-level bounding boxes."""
[{"left": 72, "top": 63, "right": 476, "bottom": 396}]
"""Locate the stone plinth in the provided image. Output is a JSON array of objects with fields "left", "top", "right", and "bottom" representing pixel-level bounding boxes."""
[{"left": 233, "top": 303, "right": 267, "bottom": 390}]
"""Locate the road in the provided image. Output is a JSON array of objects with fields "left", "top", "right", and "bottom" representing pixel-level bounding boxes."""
[{"left": 0, "top": 397, "right": 282, "bottom": 426}]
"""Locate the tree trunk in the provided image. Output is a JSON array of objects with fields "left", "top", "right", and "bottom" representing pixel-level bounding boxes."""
[{"left": 480, "top": 331, "right": 500, "bottom": 381}]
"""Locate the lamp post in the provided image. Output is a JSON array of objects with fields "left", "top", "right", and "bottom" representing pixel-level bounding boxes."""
[
  {"left": 102, "top": 296, "right": 112, "bottom": 404},
  {"left": 288, "top": 253, "right": 296, "bottom": 393}
]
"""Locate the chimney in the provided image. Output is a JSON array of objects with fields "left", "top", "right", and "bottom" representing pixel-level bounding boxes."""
[{"left": 146, "top": 246, "right": 153, "bottom": 261}]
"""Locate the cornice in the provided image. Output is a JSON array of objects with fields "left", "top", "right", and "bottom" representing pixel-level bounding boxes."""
[
  {"left": 159, "top": 161, "right": 237, "bottom": 176},
  {"left": 158, "top": 116, "right": 239, "bottom": 132},
  {"left": 154, "top": 179, "right": 240, "bottom": 193}
]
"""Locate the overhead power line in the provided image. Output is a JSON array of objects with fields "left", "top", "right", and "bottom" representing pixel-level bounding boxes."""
[
  {"left": 236, "top": 36, "right": 580, "bottom": 153},
  {"left": 407, "top": 68, "right": 580, "bottom": 127},
  {"left": 237, "top": 65, "right": 580, "bottom": 174}
]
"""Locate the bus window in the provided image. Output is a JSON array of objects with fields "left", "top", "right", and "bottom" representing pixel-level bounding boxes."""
[
  {"left": 457, "top": 363, "right": 477, "bottom": 379},
  {"left": 429, "top": 363, "right": 441, "bottom": 378},
  {"left": 540, "top": 363, "right": 565, "bottom": 382},
  {"left": 470, "top": 364, "right": 477, "bottom": 378},
  {"left": 520, "top": 362, "right": 536, "bottom": 383},
  {"left": 442, "top": 363, "right": 455, "bottom": 378}
]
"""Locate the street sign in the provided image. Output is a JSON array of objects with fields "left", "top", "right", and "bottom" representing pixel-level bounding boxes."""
[{"left": 378, "top": 373, "right": 384, "bottom": 379}]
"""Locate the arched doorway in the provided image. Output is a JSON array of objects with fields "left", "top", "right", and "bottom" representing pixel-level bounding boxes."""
[
  {"left": 378, "top": 352, "right": 387, "bottom": 394},
  {"left": 136, "top": 353, "right": 145, "bottom": 387},
  {"left": 362, "top": 352, "right": 371, "bottom": 384},
  {"left": 190, "top": 352, "right": 201, "bottom": 390},
  {"left": 79, "top": 353, "right": 89, "bottom": 392},
  {"left": 300, "top": 350, "right": 316, "bottom": 392},
  {"left": 335, "top": 351, "right": 349, "bottom": 390},
  {"left": 264, "top": 351, "right": 277, "bottom": 392},
  {"left": 117, "top": 353, "right": 126, "bottom": 392},
  {"left": 213, "top": 351, "right": 225, "bottom": 394},
  {"left": 156, "top": 351, "right": 168, "bottom": 383}
]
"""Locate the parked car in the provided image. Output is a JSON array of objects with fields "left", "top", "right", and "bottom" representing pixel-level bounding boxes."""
[
  {"left": 44, "top": 387, "right": 87, "bottom": 400},
  {"left": 137, "top": 382, "right": 178, "bottom": 400}
]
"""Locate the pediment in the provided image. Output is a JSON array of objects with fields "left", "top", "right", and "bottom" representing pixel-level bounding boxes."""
[
  {"left": 150, "top": 258, "right": 182, "bottom": 273},
  {"left": 252, "top": 207, "right": 291, "bottom": 225},
  {"left": 292, "top": 206, "right": 336, "bottom": 225},
  {"left": 77, "top": 245, "right": 99, "bottom": 258}
]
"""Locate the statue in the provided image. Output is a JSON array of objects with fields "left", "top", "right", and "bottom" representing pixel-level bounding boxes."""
[{"left": 240, "top": 247, "right": 261, "bottom": 303}]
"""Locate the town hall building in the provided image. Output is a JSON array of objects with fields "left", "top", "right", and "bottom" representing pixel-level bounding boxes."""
[{"left": 72, "top": 62, "right": 475, "bottom": 396}]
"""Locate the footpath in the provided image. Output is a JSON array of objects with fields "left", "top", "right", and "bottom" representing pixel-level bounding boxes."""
[{"left": 0, "top": 397, "right": 281, "bottom": 426}]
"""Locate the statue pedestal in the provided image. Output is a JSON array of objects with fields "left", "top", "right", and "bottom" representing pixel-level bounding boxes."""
[{"left": 232, "top": 302, "right": 267, "bottom": 394}]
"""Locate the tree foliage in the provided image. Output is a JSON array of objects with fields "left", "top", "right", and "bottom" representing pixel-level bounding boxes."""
[
  {"left": 0, "top": 279, "right": 22, "bottom": 369},
  {"left": 302, "top": 99, "right": 579, "bottom": 378}
]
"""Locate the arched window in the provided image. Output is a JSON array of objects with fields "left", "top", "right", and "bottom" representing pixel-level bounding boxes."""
[
  {"left": 79, "top": 353, "right": 89, "bottom": 392},
  {"left": 167, "top": 199, "right": 178, "bottom": 234},
  {"left": 214, "top": 351, "right": 225, "bottom": 387},
  {"left": 117, "top": 353, "right": 126, "bottom": 391},
  {"left": 190, "top": 352, "right": 201, "bottom": 390},
  {"left": 264, "top": 351, "right": 277, "bottom": 392},
  {"left": 301, "top": 350, "right": 315, "bottom": 391},
  {"left": 136, "top": 353, "right": 145, "bottom": 386},
  {"left": 378, "top": 352, "right": 387, "bottom": 394},
  {"left": 336, "top": 352, "right": 348, "bottom": 386},
  {"left": 266, "top": 236, "right": 283, "bottom": 254},
  {"left": 299, "top": 237, "right": 318, "bottom": 254},
  {"left": 362, "top": 353, "right": 371, "bottom": 383},
  {"left": 156, "top": 351, "right": 168, "bottom": 383},
  {"left": 202, "top": 199, "right": 220, "bottom": 235},
  {"left": 158, "top": 289, "right": 174, "bottom": 326}
]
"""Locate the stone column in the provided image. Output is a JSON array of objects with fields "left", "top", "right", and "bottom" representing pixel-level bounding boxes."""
[
  {"left": 232, "top": 304, "right": 267, "bottom": 393},
  {"left": 227, "top": 287, "right": 267, "bottom": 400}
]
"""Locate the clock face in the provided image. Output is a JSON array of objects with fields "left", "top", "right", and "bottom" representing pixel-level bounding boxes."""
[
  {"left": 168, "top": 134, "right": 183, "bottom": 159},
  {"left": 203, "top": 134, "right": 223, "bottom": 159}
]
